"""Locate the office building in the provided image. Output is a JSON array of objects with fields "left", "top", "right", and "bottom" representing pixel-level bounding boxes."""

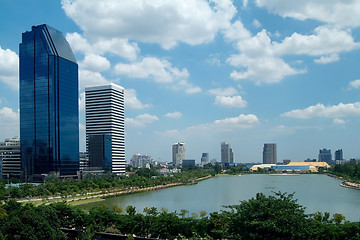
[
  {"left": 130, "top": 153, "right": 152, "bottom": 168},
  {"left": 319, "top": 148, "right": 332, "bottom": 164},
  {"left": 201, "top": 153, "right": 209, "bottom": 164},
  {"left": 0, "top": 138, "right": 21, "bottom": 178},
  {"left": 172, "top": 142, "right": 186, "bottom": 166},
  {"left": 335, "top": 149, "right": 343, "bottom": 161},
  {"left": 182, "top": 159, "right": 195, "bottom": 167},
  {"left": 221, "top": 142, "right": 234, "bottom": 166},
  {"left": 20, "top": 24, "right": 79, "bottom": 179},
  {"left": 85, "top": 83, "right": 125, "bottom": 174},
  {"left": 263, "top": 143, "right": 277, "bottom": 164}
]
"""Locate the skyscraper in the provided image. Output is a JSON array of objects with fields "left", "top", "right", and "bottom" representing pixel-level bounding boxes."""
[
  {"left": 201, "top": 153, "right": 209, "bottom": 164},
  {"left": 263, "top": 143, "right": 277, "bottom": 164},
  {"left": 221, "top": 142, "right": 234, "bottom": 166},
  {"left": 335, "top": 149, "right": 343, "bottom": 161},
  {"left": 85, "top": 83, "right": 125, "bottom": 174},
  {"left": 172, "top": 142, "right": 186, "bottom": 166},
  {"left": 319, "top": 148, "right": 332, "bottom": 164},
  {"left": 20, "top": 24, "right": 79, "bottom": 178}
]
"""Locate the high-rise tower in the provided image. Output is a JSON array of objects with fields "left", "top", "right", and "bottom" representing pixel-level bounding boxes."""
[
  {"left": 263, "top": 143, "right": 277, "bottom": 164},
  {"left": 221, "top": 142, "right": 233, "bottom": 166},
  {"left": 172, "top": 142, "right": 186, "bottom": 166},
  {"left": 20, "top": 24, "right": 79, "bottom": 178},
  {"left": 85, "top": 83, "right": 125, "bottom": 174}
]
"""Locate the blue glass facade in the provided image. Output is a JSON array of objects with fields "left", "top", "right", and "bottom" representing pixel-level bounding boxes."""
[{"left": 20, "top": 24, "right": 79, "bottom": 177}]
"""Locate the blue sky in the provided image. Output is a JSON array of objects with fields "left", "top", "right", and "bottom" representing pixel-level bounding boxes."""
[{"left": 1, "top": 0, "right": 360, "bottom": 163}]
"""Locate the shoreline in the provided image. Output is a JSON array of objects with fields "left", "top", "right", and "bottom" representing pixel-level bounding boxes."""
[
  {"left": 18, "top": 175, "right": 213, "bottom": 206},
  {"left": 327, "top": 173, "right": 360, "bottom": 190}
]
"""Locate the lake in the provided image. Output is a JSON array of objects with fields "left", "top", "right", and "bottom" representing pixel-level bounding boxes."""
[{"left": 80, "top": 174, "right": 360, "bottom": 221}]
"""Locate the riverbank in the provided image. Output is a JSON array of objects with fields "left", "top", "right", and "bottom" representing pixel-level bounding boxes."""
[
  {"left": 327, "top": 173, "right": 360, "bottom": 190},
  {"left": 21, "top": 175, "right": 213, "bottom": 206}
]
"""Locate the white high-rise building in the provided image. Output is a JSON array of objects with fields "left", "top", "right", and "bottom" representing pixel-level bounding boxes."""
[
  {"left": 221, "top": 142, "right": 234, "bottom": 165},
  {"left": 85, "top": 83, "right": 125, "bottom": 174},
  {"left": 172, "top": 142, "right": 186, "bottom": 166},
  {"left": 0, "top": 137, "right": 21, "bottom": 177}
]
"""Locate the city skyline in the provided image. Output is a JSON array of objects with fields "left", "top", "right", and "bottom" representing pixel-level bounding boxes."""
[{"left": 0, "top": 1, "right": 360, "bottom": 163}]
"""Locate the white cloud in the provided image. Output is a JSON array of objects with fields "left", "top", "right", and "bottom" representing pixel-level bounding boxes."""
[
  {"left": 125, "top": 89, "right": 151, "bottom": 110},
  {"left": 314, "top": 53, "right": 340, "bottom": 64},
  {"left": 349, "top": 79, "right": 360, "bottom": 89},
  {"left": 80, "top": 54, "right": 110, "bottom": 72},
  {"left": 0, "top": 46, "right": 18, "bottom": 90},
  {"left": 333, "top": 119, "right": 347, "bottom": 125},
  {"left": 79, "top": 92, "right": 85, "bottom": 111},
  {"left": 125, "top": 113, "right": 159, "bottom": 127},
  {"left": 0, "top": 107, "right": 19, "bottom": 140},
  {"left": 215, "top": 96, "right": 247, "bottom": 108},
  {"left": 252, "top": 19, "right": 261, "bottom": 28},
  {"left": 255, "top": 0, "right": 360, "bottom": 28},
  {"left": 79, "top": 69, "right": 111, "bottom": 90},
  {"left": 281, "top": 102, "right": 360, "bottom": 119},
  {"left": 214, "top": 114, "right": 259, "bottom": 127},
  {"left": 115, "top": 57, "right": 187, "bottom": 83},
  {"left": 115, "top": 57, "right": 201, "bottom": 94},
  {"left": 165, "top": 112, "right": 182, "bottom": 119},
  {"left": 62, "top": 0, "right": 236, "bottom": 49},
  {"left": 209, "top": 87, "right": 238, "bottom": 96},
  {"left": 223, "top": 20, "right": 251, "bottom": 41},
  {"left": 273, "top": 26, "right": 359, "bottom": 56},
  {"left": 66, "top": 32, "right": 139, "bottom": 61}
]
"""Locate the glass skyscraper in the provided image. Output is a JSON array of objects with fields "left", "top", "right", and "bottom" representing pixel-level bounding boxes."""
[
  {"left": 263, "top": 143, "right": 277, "bottom": 164},
  {"left": 20, "top": 24, "right": 79, "bottom": 178}
]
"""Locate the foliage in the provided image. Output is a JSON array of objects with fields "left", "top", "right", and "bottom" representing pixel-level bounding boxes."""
[
  {"left": 0, "top": 192, "right": 359, "bottom": 239},
  {"left": 330, "top": 161, "right": 360, "bottom": 182}
]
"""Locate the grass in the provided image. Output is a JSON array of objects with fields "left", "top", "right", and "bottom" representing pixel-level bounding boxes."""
[{"left": 67, "top": 197, "right": 105, "bottom": 206}]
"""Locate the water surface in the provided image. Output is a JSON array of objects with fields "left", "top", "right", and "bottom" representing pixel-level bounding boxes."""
[{"left": 81, "top": 174, "right": 360, "bottom": 221}]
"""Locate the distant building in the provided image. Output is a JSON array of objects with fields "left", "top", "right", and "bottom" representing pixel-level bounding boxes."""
[
  {"left": 335, "top": 149, "right": 343, "bottom": 161},
  {"left": 305, "top": 158, "right": 316, "bottom": 162},
  {"left": 79, "top": 152, "right": 89, "bottom": 171},
  {"left": 201, "top": 153, "right": 209, "bottom": 164},
  {"left": 182, "top": 159, "right": 195, "bottom": 167},
  {"left": 172, "top": 142, "right": 186, "bottom": 166},
  {"left": 85, "top": 83, "right": 125, "bottom": 174},
  {"left": 263, "top": 143, "right": 277, "bottom": 164},
  {"left": 318, "top": 149, "right": 332, "bottom": 164},
  {"left": 130, "top": 153, "right": 152, "bottom": 168},
  {"left": 0, "top": 138, "right": 21, "bottom": 178},
  {"left": 20, "top": 24, "right": 79, "bottom": 179},
  {"left": 221, "top": 142, "right": 234, "bottom": 166}
]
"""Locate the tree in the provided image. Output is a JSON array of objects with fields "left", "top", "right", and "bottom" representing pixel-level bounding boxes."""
[
  {"left": 126, "top": 205, "right": 136, "bottom": 216},
  {"left": 223, "top": 192, "right": 312, "bottom": 239}
]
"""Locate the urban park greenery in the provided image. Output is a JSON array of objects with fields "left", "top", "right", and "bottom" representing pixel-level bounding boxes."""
[{"left": 0, "top": 192, "right": 359, "bottom": 239}]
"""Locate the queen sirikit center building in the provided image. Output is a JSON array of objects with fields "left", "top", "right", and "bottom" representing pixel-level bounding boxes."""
[{"left": 19, "top": 24, "right": 79, "bottom": 180}]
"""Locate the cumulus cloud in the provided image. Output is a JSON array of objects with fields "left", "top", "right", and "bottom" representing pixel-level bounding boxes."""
[
  {"left": 314, "top": 53, "right": 340, "bottom": 64},
  {"left": 125, "top": 113, "right": 159, "bottom": 127},
  {"left": 79, "top": 69, "right": 111, "bottom": 89},
  {"left": 281, "top": 102, "right": 360, "bottom": 119},
  {"left": 214, "top": 114, "right": 259, "bottom": 126},
  {"left": 255, "top": 0, "right": 360, "bottom": 28},
  {"left": 227, "top": 30, "right": 305, "bottom": 84},
  {"left": 80, "top": 54, "right": 110, "bottom": 72},
  {"left": 0, "top": 46, "right": 18, "bottom": 90},
  {"left": 223, "top": 20, "right": 251, "bottom": 41},
  {"left": 273, "top": 26, "right": 359, "bottom": 56},
  {"left": 0, "top": 107, "right": 19, "bottom": 139},
  {"left": 215, "top": 96, "right": 247, "bottom": 108},
  {"left": 165, "top": 112, "right": 182, "bottom": 119},
  {"left": 348, "top": 79, "right": 360, "bottom": 89},
  {"left": 125, "top": 89, "right": 151, "bottom": 110},
  {"left": 66, "top": 32, "right": 139, "bottom": 61},
  {"left": 115, "top": 57, "right": 201, "bottom": 94},
  {"left": 62, "top": 0, "right": 236, "bottom": 49}
]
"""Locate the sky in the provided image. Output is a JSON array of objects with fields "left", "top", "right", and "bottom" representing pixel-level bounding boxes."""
[{"left": 0, "top": 0, "right": 360, "bottom": 164}]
